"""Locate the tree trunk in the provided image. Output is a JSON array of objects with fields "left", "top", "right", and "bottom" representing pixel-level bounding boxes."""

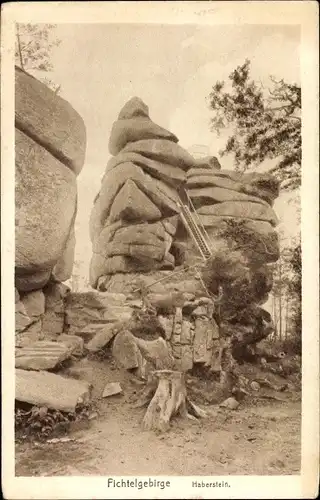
[
  {"left": 278, "top": 262, "right": 283, "bottom": 341},
  {"left": 140, "top": 370, "right": 205, "bottom": 432},
  {"left": 129, "top": 334, "right": 207, "bottom": 432},
  {"left": 16, "top": 25, "right": 25, "bottom": 70}
]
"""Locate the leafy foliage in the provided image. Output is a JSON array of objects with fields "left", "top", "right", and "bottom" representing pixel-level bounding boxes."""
[
  {"left": 208, "top": 59, "right": 301, "bottom": 191},
  {"left": 15, "top": 402, "right": 93, "bottom": 441},
  {"left": 15, "top": 23, "right": 61, "bottom": 93}
]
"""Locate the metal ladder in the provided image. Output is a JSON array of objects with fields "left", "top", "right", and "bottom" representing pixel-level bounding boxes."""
[{"left": 177, "top": 189, "right": 213, "bottom": 261}]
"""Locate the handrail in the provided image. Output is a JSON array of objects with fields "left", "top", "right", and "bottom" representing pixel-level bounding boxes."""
[{"left": 184, "top": 189, "right": 213, "bottom": 251}]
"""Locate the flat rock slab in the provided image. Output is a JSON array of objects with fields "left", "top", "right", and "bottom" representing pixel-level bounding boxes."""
[
  {"left": 112, "top": 331, "right": 139, "bottom": 370},
  {"left": 16, "top": 369, "right": 92, "bottom": 412},
  {"left": 86, "top": 324, "right": 118, "bottom": 352},
  {"left": 15, "top": 341, "right": 72, "bottom": 371},
  {"left": 57, "top": 334, "right": 84, "bottom": 356},
  {"left": 102, "top": 382, "right": 123, "bottom": 398}
]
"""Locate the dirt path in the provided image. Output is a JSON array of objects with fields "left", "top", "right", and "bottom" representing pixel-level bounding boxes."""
[{"left": 15, "top": 360, "right": 301, "bottom": 476}]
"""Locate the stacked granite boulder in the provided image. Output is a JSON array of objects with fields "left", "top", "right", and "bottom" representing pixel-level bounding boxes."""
[
  {"left": 186, "top": 167, "right": 280, "bottom": 301},
  {"left": 89, "top": 97, "right": 281, "bottom": 372},
  {"left": 186, "top": 166, "right": 280, "bottom": 361},
  {"left": 15, "top": 67, "right": 86, "bottom": 345},
  {"left": 89, "top": 97, "right": 196, "bottom": 290}
]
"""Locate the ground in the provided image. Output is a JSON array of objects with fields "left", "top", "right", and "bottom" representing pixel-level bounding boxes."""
[{"left": 15, "top": 359, "right": 301, "bottom": 476}]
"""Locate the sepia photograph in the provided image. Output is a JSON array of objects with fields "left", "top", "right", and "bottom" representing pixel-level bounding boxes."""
[{"left": 1, "top": 1, "right": 319, "bottom": 499}]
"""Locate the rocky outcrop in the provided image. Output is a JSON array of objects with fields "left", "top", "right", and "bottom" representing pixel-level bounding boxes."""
[
  {"left": 86, "top": 97, "right": 281, "bottom": 386},
  {"left": 15, "top": 67, "right": 86, "bottom": 345},
  {"left": 89, "top": 97, "right": 280, "bottom": 299},
  {"left": 90, "top": 97, "right": 197, "bottom": 289},
  {"left": 15, "top": 67, "right": 86, "bottom": 294}
]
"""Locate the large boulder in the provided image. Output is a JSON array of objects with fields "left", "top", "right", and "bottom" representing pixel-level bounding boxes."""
[
  {"left": 188, "top": 186, "right": 270, "bottom": 207},
  {"left": 105, "top": 222, "right": 172, "bottom": 262},
  {"left": 118, "top": 97, "right": 149, "bottom": 120},
  {"left": 15, "top": 67, "right": 86, "bottom": 176},
  {"left": 122, "top": 139, "right": 195, "bottom": 170},
  {"left": 109, "top": 117, "right": 178, "bottom": 156},
  {"left": 90, "top": 162, "right": 180, "bottom": 242},
  {"left": 15, "top": 130, "right": 77, "bottom": 291},
  {"left": 15, "top": 68, "right": 86, "bottom": 293},
  {"left": 197, "top": 201, "right": 279, "bottom": 226},
  {"left": 65, "top": 291, "right": 132, "bottom": 337},
  {"left": 106, "top": 151, "right": 186, "bottom": 187},
  {"left": 109, "top": 179, "right": 162, "bottom": 223},
  {"left": 187, "top": 169, "right": 279, "bottom": 205},
  {"left": 51, "top": 226, "right": 76, "bottom": 282},
  {"left": 90, "top": 253, "right": 175, "bottom": 288}
]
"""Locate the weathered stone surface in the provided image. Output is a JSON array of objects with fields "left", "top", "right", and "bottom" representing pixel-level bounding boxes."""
[
  {"left": 21, "top": 290, "right": 45, "bottom": 318},
  {"left": 15, "top": 130, "right": 77, "bottom": 286},
  {"left": 194, "top": 156, "right": 221, "bottom": 170},
  {"left": 191, "top": 305, "right": 208, "bottom": 317},
  {"left": 197, "top": 201, "right": 278, "bottom": 226},
  {"left": 187, "top": 172, "right": 241, "bottom": 190},
  {"left": 188, "top": 186, "right": 269, "bottom": 207},
  {"left": 91, "top": 220, "right": 126, "bottom": 254},
  {"left": 15, "top": 341, "right": 72, "bottom": 370},
  {"left": 118, "top": 97, "right": 149, "bottom": 120},
  {"left": 161, "top": 217, "right": 179, "bottom": 235},
  {"left": 109, "top": 117, "right": 178, "bottom": 156},
  {"left": 15, "top": 269, "right": 52, "bottom": 293},
  {"left": 122, "top": 139, "right": 195, "bottom": 171},
  {"left": 157, "top": 315, "right": 174, "bottom": 340},
  {"left": 112, "top": 331, "right": 139, "bottom": 369},
  {"left": 95, "top": 272, "right": 172, "bottom": 294},
  {"left": 90, "top": 253, "right": 175, "bottom": 286},
  {"left": 65, "top": 291, "right": 123, "bottom": 308},
  {"left": 74, "top": 323, "right": 110, "bottom": 343},
  {"left": 65, "top": 294, "right": 132, "bottom": 336},
  {"left": 86, "top": 324, "right": 118, "bottom": 352},
  {"left": 187, "top": 170, "right": 279, "bottom": 205},
  {"left": 15, "top": 300, "right": 32, "bottom": 334},
  {"left": 220, "top": 397, "right": 239, "bottom": 410},
  {"left": 147, "top": 292, "right": 185, "bottom": 311},
  {"left": 173, "top": 307, "right": 183, "bottom": 336},
  {"left": 180, "top": 320, "right": 192, "bottom": 345},
  {"left": 180, "top": 345, "right": 193, "bottom": 372},
  {"left": 102, "top": 382, "right": 123, "bottom": 398},
  {"left": 42, "top": 283, "right": 69, "bottom": 336},
  {"left": 16, "top": 319, "right": 44, "bottom": 347},
  {"left": 15, "top": 67, "right": 86, "bottom": 175},
  {"left": 90, "top": 162, "right": 180, "bottom": 242},
  {"left": 16, "top": 368, "right": 92, "bottom": 412},
  {"left": 107, "top": 151, "right": 186, "bottom": 187},
  {"left": 57, "top": 334, "right": 84, "bottom": 356},
  {"left": 107, "top": 222, "right": 169, "bottom": 262},
  {"left": 240, "top": 172, "right": 280, "bottom": 204},
  {"left": 171, "top": 344, "right": 182, "bottom": 359},
  {"left": 51, "top": 226, "right": 76, "bottom": 282},
  {"left": 193, "top": 318, "right": 219, "bottom": 363},
  {"left": 210, "top": 340, "right": 223, "bottom": 372},
  {"left": 109, "top": 179, "right": 162, "bottom": 223}
]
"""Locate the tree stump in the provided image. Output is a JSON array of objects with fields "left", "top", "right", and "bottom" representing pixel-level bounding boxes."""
[
  {"left": 135, "top": 370, "right": 206, "bottom": 432},
  {"left": 127, "top": 332, "right": 207, "bottom": 432}
]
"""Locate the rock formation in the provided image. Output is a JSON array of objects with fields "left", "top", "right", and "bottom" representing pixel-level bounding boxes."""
[
  {"left": 15, "top": 67, "right": 86, "bottom": 345},
  {"left": 88, "top": 97, "right": 281, "bottom": 381},
  {"left": 89, "top": 97, "right": 197, "bottom": 290}
]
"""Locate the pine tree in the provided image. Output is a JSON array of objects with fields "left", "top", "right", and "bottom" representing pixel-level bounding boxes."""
[{"left": 208, "top": 59, "right": 301, "bottom": 191}]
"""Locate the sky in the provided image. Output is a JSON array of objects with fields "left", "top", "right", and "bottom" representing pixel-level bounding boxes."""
[{"left": 47, "top": 23, "right": 300, "bottom": 283}]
